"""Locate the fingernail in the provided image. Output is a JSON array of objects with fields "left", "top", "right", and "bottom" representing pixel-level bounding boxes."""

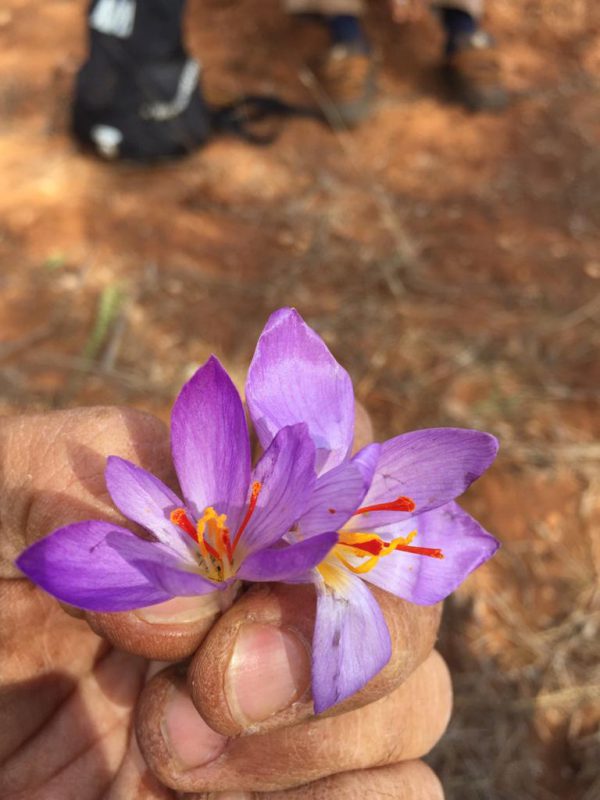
[
  {"left": 162, "top": 686, "right": 228, "bottom": 770},
  {"left": 225, "top": 623, "right": 310, "bottom": 726},
  {"left": 136, "top": 584, "right": 239, "bottom": 624}
]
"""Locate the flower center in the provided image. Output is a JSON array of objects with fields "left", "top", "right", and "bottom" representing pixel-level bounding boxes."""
[
  {"left": 333, "top": 530, "right": 443, "bottom": 575},
  {"left": 330, "top": 494, "right": 443, "bottom": 576},
  {"left": 170, "top": 481, "right": 262, "bottom": 582}
]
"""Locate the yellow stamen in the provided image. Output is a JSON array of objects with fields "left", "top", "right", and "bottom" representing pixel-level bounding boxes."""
[
  {"left": 170, "top": 484, "right": 264, "bottom": 583},
  {"left": 196, "top": 507, "right": 232, "bottom": 580},
  {"left": 317, "top": 561, "right": 352, "bottom": 591},
  {"left": 332, "top": 530, "right": 442, "bottom": 575},
  {"left": 335, "top": 552, "right": 380, "bottom": 574}
]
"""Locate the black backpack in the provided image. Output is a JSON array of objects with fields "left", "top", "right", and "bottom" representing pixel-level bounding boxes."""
[{"left": 73, "top": 0, "right": 321, "bottom": 161}]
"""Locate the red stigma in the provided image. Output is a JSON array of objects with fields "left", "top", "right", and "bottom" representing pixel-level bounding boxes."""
[
  {"left": 222, "top": 528, "right": 233, "bottom": 562},
  {"left": 202, "top": 536, "right": 221, "bottom": 561},
  {"left": 394, "top": 544, "right": 444, "bottom": 559},
  {"left": 170, "top": 508, "right": 198, "bottom": 542},
  {"left": 231, "top": 481, "right": 263, "bottom": 552},
  {"left": 348, "top": 538, "right": 384, "bottom": 556},
  {"left": 354, "top": 495, "right": 416, "bottom": 516}
]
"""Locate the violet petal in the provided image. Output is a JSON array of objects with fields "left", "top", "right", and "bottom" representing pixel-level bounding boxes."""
[
  {"left": 312, "top": 565, "right": 392, "bottom": 713},
  {"left": 297, "top": 455, "right": 374, "bottom": 537},
  {"left": 15, "top": 521, "right": 174, "bottom": 611},
  {"left": 105, "top": 531, "right": 221, "bottom": 597},
  {"left": 236, "top": 423, "right": 316, "bottom": 555},
  {"left": 345, "top": 428, "right": 498, "bottom": 531},
  {"left": 105, "top": 456, "right": 191, "bottom": 557},
  {"left": 246, "top": 308, "right": 355, "bottom": 474},
  {"left": 363, "top": 501, "right": 500, "bottom": 605},
  {"left": 236, "top": 532, "right": 337, "bottom": 582},
  {"left": 350, "top": 442, "right": 381, "bottom": 485},
  {"left": 171, "top": 356, "right": 251, "bottom": 529}
]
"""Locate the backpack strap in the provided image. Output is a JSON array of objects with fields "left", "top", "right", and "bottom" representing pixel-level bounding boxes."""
[{"left": 211, "top": 95, "right": 324, "bottom": 145}]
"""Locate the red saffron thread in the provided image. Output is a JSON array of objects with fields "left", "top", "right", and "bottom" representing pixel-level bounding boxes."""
[
  {"left": 231, "top": 481, "right": 262, "bottom": 552},
  {"left": 354, "top": 495, "right": 416, "bottom": 515},
  {"left": 170, "top": 508, "right": 198, "bottom": 542}
]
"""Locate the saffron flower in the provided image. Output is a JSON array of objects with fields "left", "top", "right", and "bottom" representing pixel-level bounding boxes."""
[
  {"left": 16, "top": 356, "right": 337, "bottom": 611},
  {"left": 246, "top": 308, "right": 500, "bottom": 712}
]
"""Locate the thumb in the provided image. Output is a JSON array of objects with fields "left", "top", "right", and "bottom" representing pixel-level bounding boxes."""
[{"left": 187, "top": 580, "right": 441, "bottom": 737}]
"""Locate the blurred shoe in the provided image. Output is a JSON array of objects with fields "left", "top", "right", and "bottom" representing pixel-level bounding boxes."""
[
  {"left": 444, "top": 31, "right": 508, "bottom": 112},
  {"left": 319, "top": 42, "right": 377, "bottom": 127}
]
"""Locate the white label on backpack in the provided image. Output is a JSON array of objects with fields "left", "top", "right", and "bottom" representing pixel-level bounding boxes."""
[
  {"left": 91, "top": 125, "right": 123, "bottom": 159},
  {"left": 90, "top": 0, "right": 136, "bottom": 39}
]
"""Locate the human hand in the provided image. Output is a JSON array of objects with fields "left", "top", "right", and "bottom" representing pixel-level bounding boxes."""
[
  {"left": 0, "top": 407, "right": 237, "bottom": 799},
  {"left": 1, "top": 406, "right": 450, "bottom": 798}
]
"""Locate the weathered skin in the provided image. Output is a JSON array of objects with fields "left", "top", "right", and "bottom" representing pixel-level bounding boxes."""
[{"left": 0, "top": 406, "right": 450, "bottom": 798}]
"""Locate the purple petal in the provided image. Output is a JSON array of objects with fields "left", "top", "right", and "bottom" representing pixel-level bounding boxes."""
[
  {"left": 345, "top": 428, "right": 498, "bottom": 531},
  {"left": 312, "top": 565, "right": 392, "bottom": 713},
  {"left": 297, "top": 448, "right": 378, "bottom": 537},
  {"left": 16, "top": 521, "right": 174, "bottom": 611},
  {"left": 105, "top": 456, "right": 191, "bottom": 557},
  {"left": 363, "top": 501, "right": 500, "bottom": 605},
  {"left": 235, "top": 424, "right": 316, "bottom": 555},
  {"left": 171, "top": 356, "right": 251, "bottom": 529},
  {"left": 105, "top": 531, "right": 221, "bottom": 597},
  {"left": 246, "top": 308, "right": 355, "bottom": 474},
  {"left": 236, "top": 532, "right": 337, "bottom": 582},
  {"left": 351, "top": 442, "right": 381, "bottom": 485}
]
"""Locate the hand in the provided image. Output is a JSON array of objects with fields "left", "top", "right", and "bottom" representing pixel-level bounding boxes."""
[
  {"left": 0, "top": 407, "right": 235, "bottom": 799},
  {"left": 0, "top": 407, "right": 451, "bottom": 798}
]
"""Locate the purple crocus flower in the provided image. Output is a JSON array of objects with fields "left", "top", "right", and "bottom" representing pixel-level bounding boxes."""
[
  {"left": 246, "top": 308, "right": 500, "bottom": 713},
  {"left": 16, "top": 356, "right": 337, "bottom": 611}
]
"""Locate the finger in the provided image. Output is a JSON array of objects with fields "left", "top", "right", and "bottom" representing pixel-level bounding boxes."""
[
  {"left": 187, "top": 581, "right": 441, "bottom": 737},
  {"left": 104, "top": 725, "right": 174, "bottom": 800},
  {"left": 85, "top": 585, "right": 240, "bottom": 662},
  {"left": 136, "top": 650, "right": 451, "bottom": 794},
  {"left": 1, "top": 408, "right": 173, "bottom": 568},
  {"left": 3, "top": 408, "right": 235, "bottom": 660},
  {"left": 0, "top": 580, "right": 103, "bottom": 764},
  {"left": 185, "top": 760, "right": 444, "bottom": 799},
  {"left": 0, "top": 649, "right": 144, "bottom": 798}
]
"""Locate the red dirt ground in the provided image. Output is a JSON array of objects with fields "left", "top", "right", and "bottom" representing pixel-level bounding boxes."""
[{"left": 1, "top": 1, "right": 599, "bottom": 798}]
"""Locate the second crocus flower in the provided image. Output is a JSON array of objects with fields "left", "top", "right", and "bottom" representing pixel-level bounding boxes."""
[{"left": 246, "top": 307, "right": 500, "bottom": 713}]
